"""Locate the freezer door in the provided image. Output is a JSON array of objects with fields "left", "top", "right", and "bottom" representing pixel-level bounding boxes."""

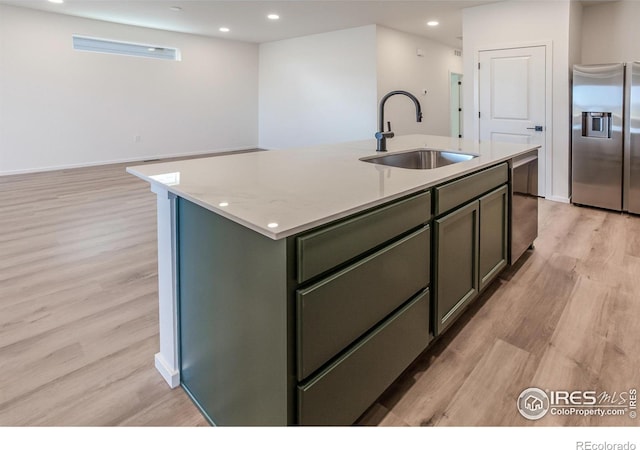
[
  {"left": 572, "top": 63, "right": 624, "bottom": 211},
  {"left": 629, "top": 62, "right": 640, "bottom": 214}
]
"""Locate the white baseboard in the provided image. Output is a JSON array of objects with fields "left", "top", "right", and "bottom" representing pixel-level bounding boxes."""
[
  {"left": 0, "top": 146, "right": 257, "bottom": 176},
  {"left": 155, "top": 353, "right": 180, "bottom": 389},
  {"left": 545, "top": 195, "right": 571, "bottom": 204}
]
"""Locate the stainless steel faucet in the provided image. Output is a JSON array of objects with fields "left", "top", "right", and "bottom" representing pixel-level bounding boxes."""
[{"left": 375, "top": 90, "right": 423, "bottom": 152}]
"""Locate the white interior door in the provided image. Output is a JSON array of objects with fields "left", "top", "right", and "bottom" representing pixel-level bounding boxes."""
[{"left": 479, "top": 46, "right": 546, "bottom": 196}]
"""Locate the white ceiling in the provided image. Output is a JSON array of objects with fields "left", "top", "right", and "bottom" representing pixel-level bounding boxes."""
[{"left": 0, "top": 0, "right": 499, "bottom": 48}]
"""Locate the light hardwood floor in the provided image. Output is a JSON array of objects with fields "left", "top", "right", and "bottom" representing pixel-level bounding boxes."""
[{"left": 1, "top": 159, "right": 639, "bottom": 426}]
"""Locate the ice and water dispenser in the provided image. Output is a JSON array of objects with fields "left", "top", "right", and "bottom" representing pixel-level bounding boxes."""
[{"left": 581, "top": 112, "right": 612, "bottom": 138}]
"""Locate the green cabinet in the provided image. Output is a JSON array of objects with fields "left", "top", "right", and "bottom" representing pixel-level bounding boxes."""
[
  {"left": 479, "top": 185, "right": 508, "bottom": 291},
  {"left": 177, "top": 198, "right": 293, "bottom": 426},
  {"left": 298, "top": 289, "right": 430, "bottom": 425},
  {"left": 296, "top": 226, "right": 430, "bottom": 380},
  {"left": 176, "top": 162, "right": 513, "bottom": 426},
  {"left": 295, "top": 192, "right": 432, "bottom": 425},
  {"left": 297, "top": 192, "right": 432, "bottom": 283},
  {"left": 177, "top": 190, "right": 432, "bottom": 426},
  {"left": 433, "top": 163, "right": 509, "bottom": 336},
  {"left": 434, "top": 200, "right": 479, "bottom": 335}
]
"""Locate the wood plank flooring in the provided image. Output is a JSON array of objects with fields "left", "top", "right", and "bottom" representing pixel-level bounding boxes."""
[{"left": 1, "top": 159, "right": 639, "bottom": 426}]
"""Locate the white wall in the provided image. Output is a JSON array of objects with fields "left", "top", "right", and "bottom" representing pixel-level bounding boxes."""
[
  {"left": 569, "top": 1, "right": 583, "bottom": 70},
  {"left": 462, "top": 0, "right": 573, "bottom": 202},
  {"left": 259, "top": 26, "right": 377, "bottom": 150},
  {"left": 581, "top": 0, "right": 640, "bottom": 64},
  {"left": 376, "top": 26, "right": 463, "bottom": 137},
  {"left": 0, "top": 5, "right": 259, "bottom": 175},
  {"left": 258, "top": 24, "right": 462, "bottom": 150}
]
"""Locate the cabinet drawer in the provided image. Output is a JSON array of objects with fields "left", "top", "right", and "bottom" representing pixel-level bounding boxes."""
[
  {"left": 296, "top": 226, "right": 430, "bottom": 380},
  {"left": 297, "top": 289, "right": 430, "bottom": 426},
  {"left": 296, "top": 191, "right": 431, "bottom": 283},
  {"left": 434, "top": 163, "right": 508, "bottom": 216}
]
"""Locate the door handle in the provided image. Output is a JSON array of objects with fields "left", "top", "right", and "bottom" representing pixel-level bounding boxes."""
[{"left": 527, "top": 126, "right": 544, "bottom": 131}]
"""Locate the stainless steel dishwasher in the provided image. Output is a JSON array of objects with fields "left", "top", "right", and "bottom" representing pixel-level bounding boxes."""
[{"left": 510, "top": 150, "right": 539, "bottom": 264}]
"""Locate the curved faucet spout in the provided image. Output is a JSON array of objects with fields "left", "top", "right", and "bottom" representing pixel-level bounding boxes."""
[
  {"left": 378, "top": 90, "right": 423, "bottom": 133},
  {"left": 376, "top": 90, "right": 423, "bottom": 152}
]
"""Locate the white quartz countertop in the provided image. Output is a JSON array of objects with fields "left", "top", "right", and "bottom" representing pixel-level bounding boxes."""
[{"left": 126, "top": 134, "right": 539, "bottom": 239}]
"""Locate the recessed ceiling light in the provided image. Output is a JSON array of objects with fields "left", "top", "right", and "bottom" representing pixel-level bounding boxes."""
[
  {"left": 219, "top": 27, "right": 230, "bottom": 33},
  {"left": 169, "top": 6, "right": 182, "bottom": 12},
  {"left": 267, "top": 14, "right": 280, "bottom": 20},
  {"left": 48, "top": 0, "right": 64, "bottom": 3},
  {"left": 427, "top": 20, "right": 439, "bottom": 27}
]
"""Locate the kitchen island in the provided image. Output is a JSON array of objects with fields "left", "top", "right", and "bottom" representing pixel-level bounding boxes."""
[{"left": 127, "top": 134, "right": 540, "bottom": 426}]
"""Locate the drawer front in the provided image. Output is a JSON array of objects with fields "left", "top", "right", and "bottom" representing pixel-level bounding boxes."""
[
  {"left": 297, "top": 226, "right": 430, "bottom": 380},
  {"left": 434, "top": 163, "right": 508, "bottom": 216},
  {"left": 297, "top": 289, "right": 430, "bottom": 426},
  {"left": 296, "top": 190, "right": 431, "bottom": 283}
]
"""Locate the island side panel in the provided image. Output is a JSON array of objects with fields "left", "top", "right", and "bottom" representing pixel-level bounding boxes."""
[
  {"left": 150, "top": 185, "right": 180, "bottom": 388},
  {"left": 176, "top": 198, "right": 294, "bottom": 426}
]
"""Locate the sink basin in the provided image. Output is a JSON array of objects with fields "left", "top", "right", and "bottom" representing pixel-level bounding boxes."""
[{"left": 360, "top": 149, "right": 477, "bottom": 170}]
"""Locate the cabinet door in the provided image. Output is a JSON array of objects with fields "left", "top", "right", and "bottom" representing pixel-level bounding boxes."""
[
  {"left": 479, "top": 185, "right": 508, "bottom": 291},
  {"left": 435, "top": 200, "right": 479, "bottom": 335}
]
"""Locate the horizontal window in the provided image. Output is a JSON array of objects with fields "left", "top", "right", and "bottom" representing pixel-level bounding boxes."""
[{"left": 72, "top": 35, "right": 180, "bottom": 61}]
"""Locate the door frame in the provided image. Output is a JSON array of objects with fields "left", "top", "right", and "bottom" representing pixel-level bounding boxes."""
[
  {"left": 472, "top": 40, "right": 553, "bottom": 199},
  {"left": 449, "top": 71, "right": 463, "bottom": 138}
]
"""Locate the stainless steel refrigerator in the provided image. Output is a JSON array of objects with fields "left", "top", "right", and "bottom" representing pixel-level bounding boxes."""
[{"left": 572, "top": 62, "right": 640, "bottom": 213}]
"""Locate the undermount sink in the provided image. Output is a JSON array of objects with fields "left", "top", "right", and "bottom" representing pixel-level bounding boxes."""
[{"left": 360, "top": 149, "right": 478, "bottom": 170}]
